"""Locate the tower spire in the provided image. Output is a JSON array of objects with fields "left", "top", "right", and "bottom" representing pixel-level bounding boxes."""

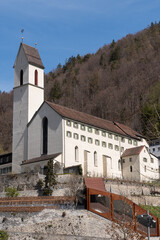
[{"left": 21, "top": 29, "right": 24, "bottom": 42}]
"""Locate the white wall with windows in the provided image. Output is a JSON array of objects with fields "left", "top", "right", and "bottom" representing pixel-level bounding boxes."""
[{"left": 63, "top": 119, "right": 148, "bottom": 178}]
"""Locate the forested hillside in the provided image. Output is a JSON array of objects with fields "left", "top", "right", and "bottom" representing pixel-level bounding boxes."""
[{"left": 1, "top": 22, "right": 160, "bottom": 153}]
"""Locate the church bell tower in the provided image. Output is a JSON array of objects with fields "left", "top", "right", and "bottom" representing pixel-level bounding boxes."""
[{"left": 12, "top": 43, "right": 44, "bottom": 173}]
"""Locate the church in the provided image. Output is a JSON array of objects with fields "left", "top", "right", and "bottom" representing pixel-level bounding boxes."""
[{"left": 0, "top": 43, "right": 159, "bottom": 182}]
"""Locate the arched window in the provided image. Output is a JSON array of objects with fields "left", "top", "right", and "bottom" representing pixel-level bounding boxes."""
[
  {"left": 75, "top": 146, "right": 79, "bottom": 162},
  {"left": 94, "top": 151, "right": 98, "bottom": 167},
  {"left": 35, "top": 70, "right": 38, "bottom": 86},
  {"left": 42, "top": 117, "right": 48, "bottom": 155},
  {"left": 20, "top": 69, "right": 23, "bottom": 85}
]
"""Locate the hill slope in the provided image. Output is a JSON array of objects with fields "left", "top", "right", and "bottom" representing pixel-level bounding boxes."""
[{"left": 1, "top": 22, "right": 160, "bottom": 153}]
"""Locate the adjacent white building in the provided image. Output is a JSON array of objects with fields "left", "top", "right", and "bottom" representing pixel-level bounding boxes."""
[{"left": 0, "top": 42, "right": 159, "bottom": 182}]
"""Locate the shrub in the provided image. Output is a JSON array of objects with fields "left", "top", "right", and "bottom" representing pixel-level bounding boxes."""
[
  {"left": 5, "top": 187, "right": 19, "bottom": 198},
  {"left": 0, "top": 230, "right": 8, "bottom": 240}
]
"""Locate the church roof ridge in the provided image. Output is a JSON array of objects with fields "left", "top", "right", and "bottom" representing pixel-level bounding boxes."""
[
  {"left": 21, "top": 43, "right": 44, "bottom": 69},
  {"left": 46, "top": 101, "right": 143, "bottom": 140}
]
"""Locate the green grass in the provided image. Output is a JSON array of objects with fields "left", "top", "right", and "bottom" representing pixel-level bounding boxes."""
[{"left": 140, "top": 205, "right": 160, "bottom": 220}]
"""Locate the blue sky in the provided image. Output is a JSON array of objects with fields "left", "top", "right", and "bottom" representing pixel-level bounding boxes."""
[{"left": 0, "top": 0, "right": 160, "bottom": 92}]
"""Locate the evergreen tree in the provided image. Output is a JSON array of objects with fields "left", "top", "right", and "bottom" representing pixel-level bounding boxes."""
[{"left": 43, "top": 159, "right": 57, "bottom": 196}]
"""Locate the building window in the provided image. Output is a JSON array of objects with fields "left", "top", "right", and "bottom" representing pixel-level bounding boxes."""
[
  {"left": 121, "top": 147, "right": 124, "bottom": 152},
  {"left": 42, "top": 117, "right": 48, "bottom": 155},
  {"left": 88, "top": 137, "right": 93, "bottom": 144},
  {"left": 153, "top": 148, "right": 155, "bottom": 152},
  {"left": 122, "top": 159, "right": 125, "bottom": 163},
  {"left": 102, "top": 131, "right": 106, "bottom": 137},
  {"left": 102, "top": 141, "right": 106, "bottom": 147},
  {"left": 115, "top": 145, "right": 119, "bottom": 151},
  {"left": 144, "top": 166, "right": 147, "bottom": 172},
  {"left": 66, "top": 131, "right": 72, "bottom": 138},
  {"left": 108, "top": 143, "right": 113, "bottom": 149},
  {"left": 73, "top": 122, "right": 78, "bottom": 128},
  {"left": 121, "top": 137, "right": 125, "bottom": 143},
  {"left": 133, "top": 140, "right": 137, "bottom": 146},
  {"left": 95, "top": 129, "right": 99, "bottom": 135},
  {"left": 81, "top": 124, "right": 85, "bottom": 131},
  {"left": 108, "top": 133, "right": 112, "bottom": 139},
  {"left": 73, "top": 133, "right": 79, "bottom": 140},
  {"left": 130, "top": 166, "right": 132, "bottom": 172},
  {"left": 81, "top": 135, "right": 86, "bottom": 142},
  {"left": 158, "top": 147, "right": 160, "bottom": 152},
  {"left": 88, "top": 127, "right": 92, "bottom": 133},
  {"left": 35, "top": 70, "right": 38, "bottom": 86},
  {"left": 151, "top": 158, "right": 154, "bottom": 163},
  {"left": 20, "top": 69, "right": 23, "bottom": 85},
  {"left": 114, "top": 135, "right": 119, "bottom": 141},
  {"left": 110, "top": 158, "right": 112, "bottom": 169},
  {"left": 75, "top": 146, "right": 79, "bottom": 162},
  {"left": 94, "top": 151, "right": 98, "bottom": 167},
  {"left": 66, "top": 120, "right": 71, "bottom": 126},
  {"left": 95, "top": 139, "right": 100, "bottom": 146},
  {"left": 128, "top": 139, "right": 132, "bottom": 144},
  {"left": 129, "top": 158, "right": 132, "bottom": 162},
  {"left": 143, "top": 158, "right": 147, "bottom": 162}
]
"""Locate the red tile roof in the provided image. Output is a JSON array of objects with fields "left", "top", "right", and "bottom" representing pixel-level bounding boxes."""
[
  {"left": 46, "top": 101, "right": 143, "bottom": 140},
  {"left": 22, "top": 43, "right": 44, "bottom": 69},
  {"left": 21, "top": 153, "right": 61, "bottom": 165},
  {"left": 121, "top": 146, "right": 144, "bottom": 158},
  {"left": 84, "top": 177, "right": 106, "bottom": 191}
]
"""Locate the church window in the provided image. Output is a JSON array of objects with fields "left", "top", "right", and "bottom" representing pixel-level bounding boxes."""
[
  {"left": 121, "top": 147, "right": 124, "bottom": 152},
  {"left": 95, "top": 129, "right": 99, "bottom": 135},
  {"left": 130, "top": 166, "right": 132, "bottom": 172},
  {"left": 102, "top": 141, "right": 106, "bottom": 147},
  {"left": 108, "top": 133, "right": 112, "bottom": 139},
  {"left": 66, "top": 131, "right": 72, "bottom": 138},
  {"left": 133, "top": 140, "right": 137, "bottom": 146},
  {"left": 81, "top": 135, "right": 86, "bottom": 142},
  {"left": 88, "top": 127, "right": 92, "bottom": 133},
  {"left": 42, "top": 117, "right": 48, "bottom": 155},
  {"left": 102, "top": 131, "right": 106, "bottom": 137},
  {"left": 143, "top": 158, "right": 147, "bottom": 162},
  {"left": 115, "top": 145, "right": 119, "bottom": 151},
  {"left": 20, "top": 69, "right": 23, "bottom": 85},
  {"left": 114, "top": 135, "right": 119, "bottom": 141},
  {"left": 129, "top": 158, "right": 132, "bottom": 162},
  {"left": 75, "top": 146, "right": 79, "bottom": 162},
  {"left": 151, "top": 158, "right": 154, "bottom": 163},
  {"left": 128, "top": 139, "right": 132, "bottom": 144},
  {"left": 88, "top": 137, "right": 93, "bottom": 144},
  {"left": 94, "top": 151, "right": 98, "bottom": 167},
  {"left": 81, "top": 124, "right": 85, "bottom": 131},
  {"left": 108, "top": 143, "right": 113, "bottom": 149},
  {"left": 73, "top": 133, "right": 79, "bottom": 140},
  {"left": 35, "top": 70, "right": 38, "bottom": 86},
  {"left": 121, "top": 137, "right": 125, "bottom": 143},
  {"left": 73, "top": 122, "right": 78, "bottom": 128},
  {"left": 144, "top": 165, "right": 146, "bottom": 172},
  {"left": 66, "top": 120, "right": 71, "bottom": 126},
  {"left": 95, "top": 139, "right": 100, "bottom": 146}
]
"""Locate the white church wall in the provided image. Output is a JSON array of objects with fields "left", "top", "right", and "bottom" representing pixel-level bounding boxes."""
[
  {"left": 28, "top": 85, "right": 44, "bottom": 122},
  {"left": 28, "top": 103, "right": 63, "bottom": 160}
]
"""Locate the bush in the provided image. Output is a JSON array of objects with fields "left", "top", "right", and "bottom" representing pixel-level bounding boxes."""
[
  {"left": 5, "top": 187, "right": 19, "bottom": 198},
  {"left": 0, "top": 230, "right": 8, "bottom": 240}
]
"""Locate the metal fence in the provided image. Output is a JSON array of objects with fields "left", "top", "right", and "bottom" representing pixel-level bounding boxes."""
[{"left": 86, "top": 188, "right": 159, "bottom": 237}]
